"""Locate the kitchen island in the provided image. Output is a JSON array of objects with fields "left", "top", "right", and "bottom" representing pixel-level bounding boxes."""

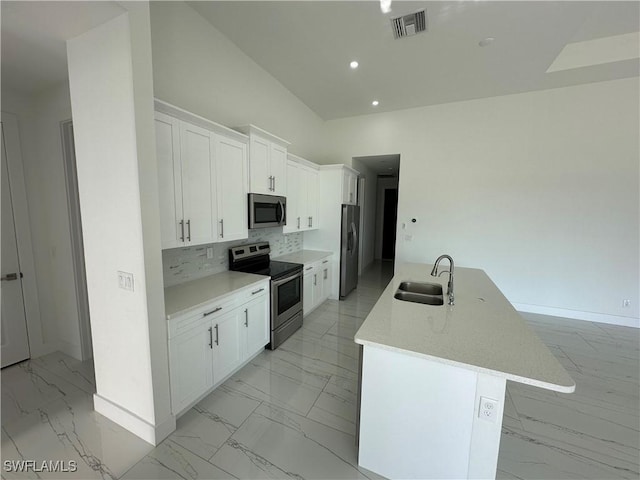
[{"left": 354, "top": 262, "right": 575, "bottom": 479}]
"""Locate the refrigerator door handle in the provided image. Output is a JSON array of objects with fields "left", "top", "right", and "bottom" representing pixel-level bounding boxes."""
[{"left": 351, "top": 222, "right": 358, "bottom": 256}]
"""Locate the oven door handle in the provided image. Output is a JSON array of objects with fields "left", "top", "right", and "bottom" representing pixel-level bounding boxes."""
[{"left": 272, "top": 271, "right": 302, "bottom": 287}]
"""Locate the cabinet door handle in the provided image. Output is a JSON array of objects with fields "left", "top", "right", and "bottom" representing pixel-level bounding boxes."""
[
  {"left": 308, "top": 216, "right": 312, "bottom": 228},
  {"left": 186, "top": 219, "right": 191, "bottom": 241},
  {"left": 214, "top": 324, "right": 219, "bottom": 345},
  {"left": 310, "top": 217, "right": 313, "bottom": 228},
  {"left": 273, "top": 176, "right": 276, "bottom": 192},
  {"left": 268, "top": 176, "right": 273, "bottom": 191},
  {"left": 297, "top": 217, "right": 300, "bottom": 229},
  {"left": 313, "top": 274, "right": 317, "bottom": 286},
  {"left": 204, "top": 306, "right": 222, "bottom": 317},
  {"left": 179, "top": 220, "right": 185, "bottom": 242},
  {"left": 322, "top": 260, "right": 329, "bottom": 264},
  {"left": 244, "top": 308, "right": 248, "bottom": 327},
  {"left": 220, "top": 219, "right": 224, "bottom": 238},
  {"left": 252, "top": 288, "right": 265, "bottom": 295},
  {"left": 1, "top": 273, "right": 20, "bottom": 281},
  {"left": 208, "top": 326, "right": 213, "bottom": 349},
  {"left": 305, "top": 266, "right": 313, "bottom": 271},
  {"left": 324, "top": 268, "right": 328, "bottom": 280}
]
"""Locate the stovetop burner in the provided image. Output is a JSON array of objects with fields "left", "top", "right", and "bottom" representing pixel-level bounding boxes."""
[{"left": 228, "top": 242, "right": 302, "bottom": 280}]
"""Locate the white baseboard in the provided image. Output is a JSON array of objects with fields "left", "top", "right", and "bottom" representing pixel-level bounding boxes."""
[
  {"left": 93, "top": 394, "right": 176, "bottom": 445},
  {"left": 512, "top": 303, "right": 639, "bottom": 329}
]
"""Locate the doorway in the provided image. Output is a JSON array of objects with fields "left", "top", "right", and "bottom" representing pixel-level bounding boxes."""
[
  {"left": 381, "top": 188, "right": 398, "bottom": 260},
  {"left": 1, "top": 120, "right": 31, "bottom": 367}
]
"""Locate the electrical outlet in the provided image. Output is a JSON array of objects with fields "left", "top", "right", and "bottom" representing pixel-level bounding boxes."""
[
  {"left": 622, "top": 299, "right": 631, "bottom": 308},
  {"left": 117, "top": 271, "right": 134, "bottom": 292},
  {"left": 404, "top": 234, "right": 413, "bottom": 242},
  {"left": 479, "top": 397, "right": 499, "bottom": 423}
]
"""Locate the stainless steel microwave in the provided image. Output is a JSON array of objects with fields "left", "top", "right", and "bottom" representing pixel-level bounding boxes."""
[{"left": 248, "top": 193, "right": 286, "bottom": 229}]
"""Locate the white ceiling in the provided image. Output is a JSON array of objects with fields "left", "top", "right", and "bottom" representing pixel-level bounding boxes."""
[
  {"left": 1, "top": 1, "right": 124, "bottom": 95},
  {"left": 2, "top": 1, "right": 638, "bottom": 120},
  {"left": 190, "top": 1, "right": 639, "bottom": 120},
  {"left": 354, "top": 154, "right": 401, "bottom": 176}
]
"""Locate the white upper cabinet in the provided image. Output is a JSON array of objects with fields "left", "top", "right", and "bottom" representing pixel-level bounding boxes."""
[
  {"left": 285, "top": 155, "right": 319, "bottom": 233},
  {"left": 216, "top": 136, "right": 248, "bottom": 242},
  {"left": 155, "top": 112, "right": 183, "bottom": 249},
  {"left": 180, "top": 122, "right": 217, "bottom": 246},
  {"left": 237, "top": 125, "right": 290, "bottom": 196},
  {"left": 154, "top": 101, "right": 249, "bottom": 249},
  {"left": 342, "top": 168, "right": 359, "bottom": 205}
]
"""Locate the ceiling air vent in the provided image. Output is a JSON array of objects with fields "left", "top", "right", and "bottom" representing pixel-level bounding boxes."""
[{"left": 391, "top": 9, "right": 427, "bottom": 39}]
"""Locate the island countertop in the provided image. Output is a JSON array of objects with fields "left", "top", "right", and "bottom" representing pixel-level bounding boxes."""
[{"left": 354, "top": 262, "right": 575, "bottom": 393}]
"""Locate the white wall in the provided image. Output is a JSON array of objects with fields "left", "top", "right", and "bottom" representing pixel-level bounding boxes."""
[
  {"left": 324, "top": 78, "right": 639, "bottom": 326},
  {"left": 149, "top": 2, "right": 328, "bottom": 162},
  {"left": 67, "top": 7, "right": 173, "bottom": 444},
  {"left": 2, "top": 83, "right": 82, "bottom": 358}
]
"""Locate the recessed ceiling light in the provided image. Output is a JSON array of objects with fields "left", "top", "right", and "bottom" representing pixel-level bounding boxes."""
[
  {"left": 372, "top": 100, "right": 379, "bottom": 106},
  {"left": 479, "top": 37, "right": 495, "bottom": 47},
  {"left": 350, "top": 61, "right": 359, "bottom": 69}
]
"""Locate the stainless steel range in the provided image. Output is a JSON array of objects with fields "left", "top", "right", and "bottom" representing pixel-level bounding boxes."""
[{"left": 229, "top": 242, "right": 303, "bottom": 349}]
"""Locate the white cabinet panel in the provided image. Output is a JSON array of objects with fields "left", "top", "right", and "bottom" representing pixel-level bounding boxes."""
[
  {"left": 249, "top": 136, "right": 271, "bottom": 194},
  {"left": 303, "top": 268, "right": 315, "bottom": 316},
  {"left": 244, "top": 294, "right": 269, "bottom": 357},
  {"left": 306, "top": 168, "right": 319, "bottom": 229},
  {"left": 155, "top": 113, "right": 183, "bottom": 249},
  {"left": 180, "top": 122, "right": 216, "bottom": 245},
  {"left": 216, "top": 136, "right": 248, "bottom": 241},
  {"left": 284, "top": 161, "right": 299, "bottom": 233},
  {"left": 213, "top": 310, "right": 243, "bottom": 383},
  {"left": 270, "top": 144, "right": 287, "bottom": 196},
  {"left": 169, "top": 320, "right": 214, "bottom": 414},
  {"left": 320, "top": 260, "right": 332, "bottom": 303}
]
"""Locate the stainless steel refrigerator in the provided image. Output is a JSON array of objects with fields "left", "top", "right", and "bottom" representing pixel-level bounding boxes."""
[{"left": 340, "top": 204, "right": 360, "bottom": 299}]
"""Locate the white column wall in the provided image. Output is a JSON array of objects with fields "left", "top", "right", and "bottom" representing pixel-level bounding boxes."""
[{"left": 67, "top": 6, "right": 173, "bottom": 444}]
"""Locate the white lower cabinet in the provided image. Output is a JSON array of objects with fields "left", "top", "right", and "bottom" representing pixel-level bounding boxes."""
[
  {"left": 302, "top": 256, "right": 333, "bottom": 316},
  {"left": 168, "top": 281, "right": 269, "bottom": 416},
  {"left": 212, "top": 309, "right": 243, "bottom": 383},
  {"left": 169, "top": 320, "right": 214, "bottom": 414}
]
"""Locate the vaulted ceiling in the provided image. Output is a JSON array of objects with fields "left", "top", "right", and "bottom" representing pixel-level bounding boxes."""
[{"left": 2, "top": 1, "right": 638, "bottom": 120}]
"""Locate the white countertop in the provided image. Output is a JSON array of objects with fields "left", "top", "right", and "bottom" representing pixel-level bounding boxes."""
[
  {"left": 354, "top": 263, "right": 576, "bottom": 393},
  {"left": 273, "top": 249, "right": 332, "bottom": 265},
  {"left": 164, "top": 271, "right": 269, "bottom": 320}
]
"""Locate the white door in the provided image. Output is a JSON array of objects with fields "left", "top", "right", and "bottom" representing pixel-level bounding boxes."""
[
  {"left": 155, "top": 113, "right": 183, "bottom": 248},
  {"left": 213, "top": 310, "right": 243, "bottom": 383},
  {"left": 270, "top": 144, "right": 287, "bottom": 196},
  {"left": 216, "top": 136, "right": 248, "bottom": 242},
  {"left": 181, "top": 122, "right": 216, "bottom": 246},
  {"left": 249, "top": 136, "right": 270, "bottom": 194},
  {"left": 243, "top": 295, "right": 269, "bottom": 357},
  {"left": 1, "top": 123, "right": 30, "bottom": 368},
  {"left": 169, "top": 321, "right": 214, "bottom": 414}
]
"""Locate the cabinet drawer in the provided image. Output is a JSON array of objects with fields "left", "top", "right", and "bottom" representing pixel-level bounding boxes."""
[
  {"left": 236, "top": 281, "right": 269, "bottom": 306},
  {"left": 169, "top": 296, "right": 238, "bottom": 339}
]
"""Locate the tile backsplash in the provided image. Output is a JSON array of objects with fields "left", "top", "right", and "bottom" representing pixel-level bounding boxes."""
[{"left": 162, "top": 228, "right": 303, "bottom": 287}]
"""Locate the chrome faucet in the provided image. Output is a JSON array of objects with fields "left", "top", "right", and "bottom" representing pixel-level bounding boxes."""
[{"left": 430, "top": 255, "right": 454, "bottom": 305}]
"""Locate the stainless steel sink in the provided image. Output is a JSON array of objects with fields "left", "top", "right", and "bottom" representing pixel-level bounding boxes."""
[
  {"left": 394, "top": 291, "right": 444, "bottom": 306},
  {"left": 398, "top": 281, "right": 443, "bottom": 296}
]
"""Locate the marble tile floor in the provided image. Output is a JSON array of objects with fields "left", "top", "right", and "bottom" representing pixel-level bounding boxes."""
[{"left": 2, "top": 260, "right": 638, "bottom": 479}]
